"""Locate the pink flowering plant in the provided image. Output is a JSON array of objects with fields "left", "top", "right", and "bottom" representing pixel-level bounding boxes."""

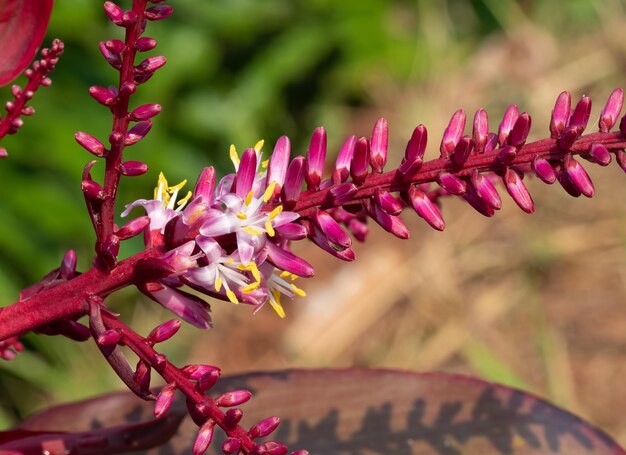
[{"left": 1, "top": 1, "right": 626, "bottom": 454}]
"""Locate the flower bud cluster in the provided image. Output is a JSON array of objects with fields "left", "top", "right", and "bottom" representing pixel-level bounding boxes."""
[
  {"left": 0, "top": 39, "right": 64, "bottom": 157},
  {"left": 121, "top": 88, "right": 626, "bottom": 332},
  {"left": 76, "top": 1, "right": 171, "bottom": 269}
]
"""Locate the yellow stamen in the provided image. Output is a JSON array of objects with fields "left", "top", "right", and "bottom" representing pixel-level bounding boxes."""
[
  {"left": 245, "top": 190, "right": 254, "bottom": 206},
  {"left": 215, "top": 277, "right": 223, "bottom": 292},
  {"left": 265, "top": 221, "right": 275, "bottom": 237},
  {"left": 225, "top": 258, "right": 234, "bottom": 265},
  {"left": 169, "top": 179, "right": 188, "bottom": 193},
  {"left": 243, "top": 226, "right": 263, "bottom": 236},
  {"left": 268, "top": 205, "right": 283, "bottom": 221},
  {"left": 242, "top": 281, "right": 260, "bottom": 293},
  {"left": 254, "top": 140, "right": 264, "bottom": 153},
  {"left": 237, "top": 211, "right": 248, "bottom": 220},
  {"left": 291, "top": 284, "right": 306, "bottom": 297},
  {"left": 279, "top": 271, "right": 298, "bottom": 281},
  {"left": 226, "top": 290, "right": 239, "bottom": 304},
  {"left": 270, "top": 291, "right": 286, "bottom": 318},
  {"left": 177, "top": 191, "right": 192, "bottom": 207},
  {"left": 263, "top": 182, "right": 277, "bottom": 203},
  {"left": 155, "top": 172, "right": 169, "bottom": 201},
  {"left": 230, "top": 144, "right": 240, "bottom": 168},
  {"left": 261, "top": 159, "right": 269, "bottom": 169}
]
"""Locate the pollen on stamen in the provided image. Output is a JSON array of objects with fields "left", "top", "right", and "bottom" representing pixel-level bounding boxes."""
[
  {"left": 245, "top": 190, "right": 254, "bottom": 206},
  {"left": 226, "top": 290, "right": 239, "bottom": 304},
  {"left": 242, "top": 282, "right": 260, "bottom": 293},
  {"left": 269, "top": 291, "right": 286, "bottom": 318},
  {"left": 263, "top": 182, "right": 277, "bottom": 202},
  {"left": 265, "top": 221, "right": 275, "bottom": 237},
  {"left": 230, "top": 144, "right": 240, "bottom": 168},
  {"left": 243, "top": 226, "right": 264, "bottom": 236},
  {"left": 215, "top": 277, "right": 223, "bottom": 292},
  {"left": 254, "top": 140, "right": 264, "bottom": 153}
]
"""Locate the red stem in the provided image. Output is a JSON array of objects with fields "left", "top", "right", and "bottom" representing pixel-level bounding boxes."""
[
  {"left": 102, "top": 312, "right": 258, "bottom": 453},
  {"left": 293, "top": 132, "right": 626, "bottom": 218},
  {"left": 98, "top": 0, "right": 148, "bottom": 256},
  {"left": 0, "top": 248, "right": 160, "bottom": 341}
]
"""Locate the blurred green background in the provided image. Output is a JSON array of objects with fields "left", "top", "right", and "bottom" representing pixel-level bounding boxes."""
[{"left": 1, "top": 0, "right": 626, "bottom": 445}]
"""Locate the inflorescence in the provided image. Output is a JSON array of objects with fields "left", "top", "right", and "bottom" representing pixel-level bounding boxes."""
[{"left": 1, "top": 0, "right": 625, "bottom": 454}]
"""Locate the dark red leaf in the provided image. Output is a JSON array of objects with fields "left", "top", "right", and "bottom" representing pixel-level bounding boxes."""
[
  {"left": 0, "top": 0, "right": 53, "bottom": 86},
  {"left": 16, "top": 370, "right": 626, "bottom": 454}
]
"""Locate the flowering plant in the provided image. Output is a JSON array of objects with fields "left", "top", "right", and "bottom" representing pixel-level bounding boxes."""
[{"left": 0, "top": 1, "right": 625, "bottom": 454}]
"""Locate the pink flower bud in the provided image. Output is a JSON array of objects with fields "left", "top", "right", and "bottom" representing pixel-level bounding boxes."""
[
  {"left": 99, "top": 42, "right": 122, "bottom": 68},
  {"left": 532, "top": 157, "right": 555, "bottom": 184},
  {"left": 370, "top": 117, "right": 388, "bottom": 172},
  {"left": 120, "top": 160, "right": 148, "bottom": 176},
  {"left": 104, "top": 39, "right": 125, "bottom": 54},
  {"left": 88, "top": 86, "right": 116, "bottom": 106},
  {"left": 508, "top": 112, "right": 532, "bottom": 148},
  {"left": 197, "top": 369, "right": 220, "bottom": 392},
  {"left": 599, "top": 88, "right": 623, "bottom": 132},
  {"left": 81, "top": 179, "right": 105, "bottom": 200},
  {"left": 256, "top": 441, "right": 288, "bottom": 455},
  {"left": 265, "top": 241, "right": 315, "bottom": 277},
  {"left": 116, "top": 216, "right": 150, "bottom": 240},
  {"left": 130, "top": 103, "right": 161, "bottom": 121},
  {"left": 588, "top": 143, "right": 611, "bottom": 166},
  {"left": 224, "top": 408, "right": 244, "bottom": 427},
  {"left": 497, "top": 104, "right": 519, "bottom": 146},
  {"left": 268, "top": 136, "right": 291, "bottom": 190},
  {"left": 333, "top": 135, "right": 356, "bottom": 183},
  {"left": 21, "top": 106, "right": 35, "bottom": 116},
  {"left": 135, "top": 56, "right": 167, "bottom": 74},
  {"left": 503, "top": 168, "right": 534, "bottom": 214},
  {"left": 145, "top": 5, "right": 174, "bottom": 21},
  {"left": 60, "top": 249, "right": 77, "bottom": 280},
  {"left": 281, "top": 156, "right": 306, "bottom": 206},
  {"left": 565, "top": 157, "right": 594, "bottom": 198},
  {"left": 406, "top": 186, "right": 445, "bottom": 231},
  {"left": 373, "top": 189, "right": 402, "bottom": 216},
  {"left": 133, "top": 361, "right": 151, "bottom": 391},
  {"left": 496, "top": 145, "right": 517, "bottom": 164},
  {"left": 193, "top": 166, "right": 216, "bottom": 201},
  {"left": 313, "top": 210, "right": 351, "bottom": 249},
  {"left": 471, "top": 170, "right": 501, "bottom": 210},
  {"left": 436, "top": 172, "right": 466, "bottom": 195},
  {"left": 193, "top": 419, "right": 215, "bottom": 455},
  {"left": 616, "top": 150, "right": 626, "bottom": 173},
  {"left": 557, "top": 125, "right": 578, "bottom": 150},
  {"left": 103, "top": 2, "right": 124, "bottom": 25},
  {"left": 463, "top": 186, "right": 495, "bottom": 217},
  {"left": 398, "top": 125, "right": 427, "bottom": 177},
  {"left": 452, "top": 136, "right": 472, "bottom": 165},
  {"left": 235, "top": 148, "right": 257, "bottom": 199},
  {"left": 154, "top": 383, "right": 176, "bottom": 418},
  {"left": 368, "top": 204, "right": 409, "bottom": 239},
  {"left": 222, "top": 438, "right": 241, "bottom": 454},
  {"left": 216, "top": 390, "right": 252, "bottom": 407},
  {"left": 182, "top": 364, "right": 221, "bottom": 380},
  {"left": 0, "top": 147, "right": 7, "bottom": 159},
  {"left": 325, "top": 182, "right": 357, "bottom": 206},
  {"left": 148, "top": 319, "right": 181, "bottom": 344},
  {"left": 350, "top": 137, "right": 369, "bottom": 185},
  {"left": 472, "top": 108, "right": 489, "bottom": 152},
  {"left": 125, "top": 120, "right": 153, "bottom": 145},
  {"left": 550, "top": 91, "right": 571, "bottom": 138},
  {"left": 97, "top": 329, "right": 121, "bottom": 347},
  {"left": 484, "top": 132, "right": 498, "bottom": 153},
  {"left": 569, "top": 95, "right": 592, "bottom": 134},
  {"left": 249, "top": 416, "right": 281, "bottom": 439},
  {"left": 136, "top": 37, "right": 158, "bottom": 52},
  {"left": 440, "top": 109, "right": 465, "bottom": 158},
  {"left": 305, "top": 127, "right": 327, "bottom": 190},
  {"left": 75, "top": 132, "right": 106, "bottom": 157},
  {"left": 121, "top": 11, "right": 138, "bottom": 26}
]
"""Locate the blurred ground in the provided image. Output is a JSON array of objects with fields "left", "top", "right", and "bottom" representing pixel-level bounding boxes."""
[{"left": 1, "top": 0, "right": 626, "bottom": 448}]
